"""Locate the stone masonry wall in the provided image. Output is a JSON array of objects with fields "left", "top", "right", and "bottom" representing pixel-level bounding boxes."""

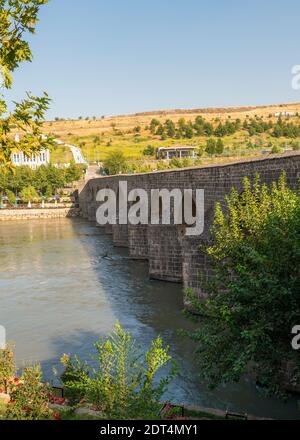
[
  {"left": 0, "top": 207, "right": 80, "bottom": 221},
  {"left": 79, "top": 152, "right": 300, "bottom": 305}
]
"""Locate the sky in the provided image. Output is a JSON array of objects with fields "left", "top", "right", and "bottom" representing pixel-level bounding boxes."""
[{"left": 4, "top": 0, "right": 300, "bottom": 120}]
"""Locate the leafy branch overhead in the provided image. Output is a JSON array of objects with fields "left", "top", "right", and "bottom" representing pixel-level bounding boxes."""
[{"left": 0, "top": 0, "right": 52, "bottom": 168}]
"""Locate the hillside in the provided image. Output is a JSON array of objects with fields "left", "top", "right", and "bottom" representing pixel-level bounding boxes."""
[{"left": 43, "top": 102, "right": 300, "bottom": 170}]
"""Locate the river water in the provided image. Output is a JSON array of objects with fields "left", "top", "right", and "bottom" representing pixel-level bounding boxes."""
[{"left": 0, "top": 218, "right": 299, "bottom": 419}]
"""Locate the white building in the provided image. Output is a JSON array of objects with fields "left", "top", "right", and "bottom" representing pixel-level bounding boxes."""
[
  {"left": 11, "top": 149, "right": 50, "bottom": 169},
  {"left": 274, "top": 111, "right": 296, "bottom": 117},
  {"left": 157, "top": 146, "right": 197, "bottom": 160},
  {"left": 11, "top": 134, "right": 50, "bottom": 169},
  {"left": 11, "top": 134, "right": 87, "bottom": 169}
]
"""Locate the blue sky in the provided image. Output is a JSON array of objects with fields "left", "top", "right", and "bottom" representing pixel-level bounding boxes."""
[{"left": 5, "top": 0, "right": 300, "bottom": 119}]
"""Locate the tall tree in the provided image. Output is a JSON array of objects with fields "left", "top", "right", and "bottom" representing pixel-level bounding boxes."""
[{"left": 186, "top": 174, "right": 300, "bottom": 396}]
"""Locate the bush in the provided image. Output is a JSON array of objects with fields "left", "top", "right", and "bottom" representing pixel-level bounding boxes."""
[
  {"left": 169, "top": 157, "right": 182, "bottom": 168},
  {"left": 271, "top": 144, "right": 283, "bottom": 154},
  {"left": 6, "top": 366, "right": 53, "bottom": 420},
  {"left": 6, "top": 190, "right": 16, "bottom": 206},
  {"left": 143, "top": 145, "right": 156, "bottom": 157},
  {"left": 292, "top": 141, "right": 300, "bottom": 151},
  {"left": 60, "top": 323, "right": 176, "bottom": 419},
  {"left": 103, "top": 151, "right": 128, "bottom": 175},
  {"left": 0, "top": 346, "right": 15, "bottom": 393},
  {"left": 19, "top": 186, "right": 39, "bottom": 203},
  {"left": 65, "top": 162, "right": 84, "bottom": 183}
]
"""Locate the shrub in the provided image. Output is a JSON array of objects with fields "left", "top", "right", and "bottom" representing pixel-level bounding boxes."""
[
  {"left": 5, "top": 366, "right": 53, "bottom": 420},
  {"left": 0, "top": 346, "right": 16, "bottom": 393},
  {"left": 271, "top": 144, "right": 283, "bottom": 154},
  {"left": 169, "top": 157, "right": 182, "bottom": 168},
  {"left": 156, "top": 160, "right": 170, "bottom": 171},
  {"left": 60, "top": 322, "right": 176, "bottom": 419},
  {"left": 103, "top": 151, "right": 128, "bottom": 175},
  {"left": 143, "top": 145, "right": 156, "bottom": 157},
  {"left": 19, "top": 186, "right": 39, "bottom": 203},
  {"left": 6, "top": 190, "right": 16, "bottom": 206},
  {"left": 205, "top": 138, "right": 216, "bottom": 156}
]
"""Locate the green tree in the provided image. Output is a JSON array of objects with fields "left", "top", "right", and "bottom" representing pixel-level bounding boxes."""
[
  {"left": 149, "top": 118, "right": 160, "bottom": 134},
  {"left": 60, "top": 322, "right": 175, "bottom": 419},
  {"left": 178, "top": 118, "right": 186, "bottom": 132},
  {"left": 6, "top": 189, "right": 16, "bottom": 205},
  {"left": 164, "top": 120, "right": 176, "bottom": 138},
  {"left": 186, "top": 174, "right": 300, "bottom": 396},
  {"left": 184, "top": 123, "right": 194, "bottom": 139},
  {"left": 0, "top": 0, "right": 52, "bottom": 169},
  {"left": 143, "top": 145, "right": 156, "bottom": 157},
  {"left": 0, "top": 169, "right": 9, "bottom": 201},
  {"left": 65, "top": 162, "right": 83, "bottom": 183},
  {"left": 8, "top": 166, "right": 34, "bottom": 193},
  {"left": 45, "top": 165, "right": 66, "bottom": 193},
  {"left": 205, "top": 138, "right": 216, "bottom": 156},
  {"left": 103, "top": 151, "right": 128, "bottom": 175},
  {"left": 19, "top": 185, "right": 39, "bottom": 202}
]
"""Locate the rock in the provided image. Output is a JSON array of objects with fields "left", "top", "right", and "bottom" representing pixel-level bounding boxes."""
[{"left": 74, "top": 407, "right": 102, "bottom": 418}]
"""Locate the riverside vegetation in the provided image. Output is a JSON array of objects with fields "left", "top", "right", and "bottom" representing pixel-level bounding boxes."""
[
  {"left": 0, "top": 0, "right": 299, "bottom": 421},
  {"left": 0, "top": 162, "right": 85, "bottom": 205},
  {"left": 185, "top": 173, "right": 300, "bottom": 398},
  {"left": 1, "top": 175, "right": 299, "bottom": 420},
  {"left": 0, "top": 323, "right": 176, "bottom": 420}
]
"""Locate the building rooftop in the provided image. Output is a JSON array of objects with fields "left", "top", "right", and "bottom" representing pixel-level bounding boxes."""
[{"left": 157, "top": 146, "right": 197, "bottom": 151}]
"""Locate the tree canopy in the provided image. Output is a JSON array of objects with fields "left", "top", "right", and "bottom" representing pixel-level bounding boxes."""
[
  {"left": 0, "top": 0, "right": 51, "bottom": 169},
  {"left": 103, "top": 151, "right": 128, "bottom": 175},
  {"left": 187, "top": 174, "right": 300, "bottom": 397}
]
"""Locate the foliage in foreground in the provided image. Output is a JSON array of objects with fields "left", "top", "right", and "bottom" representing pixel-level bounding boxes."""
[
  {"left": 187, "top": 173, "right": 300, "bottom": 397},
  {"left": 0, "top": 346, "right": 54, "bottom": 420},
  {"left": 60, "top": 322, "right": 176, "bottom": 419},
  {"left": 5, "top": 366, "right": 53, "bottom": 420},
  {"left": 0, "top": 345, "right": 16, "bottom": 392}
]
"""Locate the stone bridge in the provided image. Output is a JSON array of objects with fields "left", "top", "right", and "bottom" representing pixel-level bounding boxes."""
[{"left": 79, "top": 152, "right": 300, "bottom": 307}]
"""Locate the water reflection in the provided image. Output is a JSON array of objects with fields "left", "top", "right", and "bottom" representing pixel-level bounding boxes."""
[{"left": 0, "top": 218, "right": 298, "bottom": 419}]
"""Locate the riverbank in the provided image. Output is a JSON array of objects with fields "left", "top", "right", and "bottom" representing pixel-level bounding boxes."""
[
  {"left": 0, "top": 207, "right": 81, "bottom": 221},
  {"left": 0, "top": 218, "right": 299, "bottom": 419}
]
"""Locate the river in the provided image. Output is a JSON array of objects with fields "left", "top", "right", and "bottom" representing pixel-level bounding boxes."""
[{"left": 0, "top": 218, "right": 299, "bottom": 419}]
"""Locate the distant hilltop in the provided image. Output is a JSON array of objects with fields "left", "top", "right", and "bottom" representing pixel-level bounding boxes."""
[
  {"left": 42, "top": 101, "right": 300, "bottom": 166},
  {"left": 116, "top": 102, "right": 300, "bottom": 119},
  {"left": 44, "top": 102, "right": 300, "bottom": 138}
]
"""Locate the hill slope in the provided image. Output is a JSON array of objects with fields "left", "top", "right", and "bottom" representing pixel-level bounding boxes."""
[{"left": 43, "top": 102, "right": 300, "bottom": 169}]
